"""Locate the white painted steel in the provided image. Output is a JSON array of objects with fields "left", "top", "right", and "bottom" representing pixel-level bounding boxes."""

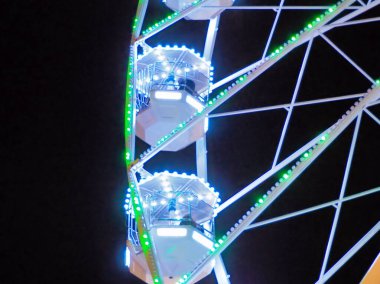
[
  {"left": 315, "top": 222, "right": 380, "bottom": 284},
  {"left": 209, "top": 93, "right": 365, "bottom": 118},
  {"left": 246, "top": 187, "right": 380, "bottom": 230},
  {"left": 181, "top": 85, "right": 380, "bottom": 284},
  {"left": 364, "top": 109, "right": 380, "bottom": 125},
  {"left": 262, "top": 0, "right": 285, "bottom": 60},
  {"left": 126, "top": 0, "right": 380, "bottom": 282},
  {"left": 272, "top": 38, "right": 313, "bottom": 168},
  {"left": 318, "top": 113, "right": 362, "bottom": 280}
]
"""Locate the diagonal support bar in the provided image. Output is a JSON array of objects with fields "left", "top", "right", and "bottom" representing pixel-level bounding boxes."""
[
  {"left": 132, "top": 0, "right": 149, "bottom": 39},
  {"left": 319, "top": 112, "right": 363, "bottom": 279},
  {"left": 320, "top": 34, "right": 375, "bottom": 84},
  {"left": 180, "top": 84, "right": 380, "bottom": 284},
  {"left": 216, "top": 84, "right": 379, "bottom": 214},
  {"left": 364, "top": 109, "right": 380, "bottom": 125},
  {"left": 262, "top": 0, "right": 285, "bottom": 59},
  {"left": 133, "top": 0, "right": 357, "bottom": 169},
  {"left": 315, "top": 221, "right": 380, "bottom": 284},
  {"left": 212, "top": 0, "right": 379, "bottom": 91},
  {"left": 245, "top": 186, "right": 380, "bottom": 230},
  {"left": 209, "top": 93, "right": 365, "bottom": 118},
  {"left": 204, "top": 16, "right": 220, "bottom": 61},
  {"left": 214, "top": 255, "right": 231, "bottom": 284},
  {"left": 272, "top": 38, "right": 313, "bottom": 167}
]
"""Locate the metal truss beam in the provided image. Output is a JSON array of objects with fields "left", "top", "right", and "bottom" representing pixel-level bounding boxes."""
[
  {"left": 134, "top": 0, "right": 358, "bottom": 169},
  {"left": 209, "top": 93, "right": 365, "bottom": 118},
  {"left": 272, "top": 38, "right": 313, "bottom": 167},
  {"left": 319, "top": 112, "right": 362, "bottom": 279},
  {"left": 245, "top": 186, "right": 380, "bottom": 230},
  {"left": 132, "top": 0, "right": 149, "bottom": 39},
  {"left": 262, "top": 0, "right": 285, "bottom": 60},
  {"left": 315, "top": 221, "right": 380, "bottom": 284},
  {"left": 216, "top": 85, "right": 379, "bottom": 214},
  {"left": 183, "top": 86, "right": 380, "bottom": 284},
  {"left": 211, "top": 0, "right": 379, "bottom": 92},
  {"left": 368, "top": 99, "right": 380, "bottom": 107},
  {"left": 215, "top": 126, "right": 331, "bottom": 214},
  {"left": 202, "top": 6, "right": 361, "bottom": 10},
  {"left": 319, "top": 0, "right": 380, "bottom": 33},
  {"left": 326, "top": 16, "right": 380, "bottom": 28},
  {"left": 204, "top": 16, "right": 220, "bottom": 61},
  {"left": 364, "top": 109, "right": 380, "bottom": 125},
  {"left": 320, "top": 34, "right": 375, "bottom": 84},
  {"left": 214, "top": 255, "right": 231, "bottom": 284}
]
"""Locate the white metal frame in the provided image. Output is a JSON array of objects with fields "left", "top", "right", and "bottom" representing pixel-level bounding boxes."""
[{"left": 127, "top": 1, "right": 380, "bottom": 283}]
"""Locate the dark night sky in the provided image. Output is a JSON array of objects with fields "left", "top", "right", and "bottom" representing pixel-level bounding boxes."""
[{"left": 2, "top": 1, "right": 379, "bottom": 283}]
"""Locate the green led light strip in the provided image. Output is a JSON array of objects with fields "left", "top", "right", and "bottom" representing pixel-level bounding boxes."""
[
  {"left": 135, "top": 0, "right": 353, "bottom": 165},
  {"left": 125, "top": 19, "right": 163, "bottom": 284},
  {"left": 125, "top": 0, "right": 368, "bottom": 282},
  {"left": 129, "top": 179, "right": 163, "bottom": 284},
  {"left": 125, "top": 49, "right": 134, "bottom": 167},
  {"left": 140, "top": 0, "right": 208, "bottom": 38},
  {"left": 176, "top": 81, "right": 380, "bottom": 283},
  {"left": 141, "top": 12, "right": 179, "bottom": 36}
]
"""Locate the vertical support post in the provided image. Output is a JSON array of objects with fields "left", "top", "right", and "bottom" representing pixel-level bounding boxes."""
[
  {"left": 203, "top": 16, "right": 220, "bottom": 60},
  {"left": 196, "top": 136, "right": 208, "bottom": 180},
  {"left": 318, "top": 112, "right": 363, "bottom": 280},
  {"left": 214, "top": 255, "right": 231, "bottom": 284},
  {"left": 203, "top": 16, "right": 231, "bottom": 283},
  {"left": 129, "top": 43, "right": 138, "bottom": 161}
]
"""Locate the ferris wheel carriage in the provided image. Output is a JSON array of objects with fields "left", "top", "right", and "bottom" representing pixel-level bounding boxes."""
[
  {"left": 164, "top": 0, "right": 234, "bottom": 20},
  {"left": 135, "top": 46, "right": 212, "bottom": 151},
  {"left": 127, "top": 172, "right": 220, "bottom": 283}
]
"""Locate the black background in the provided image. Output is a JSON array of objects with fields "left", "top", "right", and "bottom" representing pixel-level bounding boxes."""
[{"left": 2, "top": 0, "right": 379, "bottom": 283}]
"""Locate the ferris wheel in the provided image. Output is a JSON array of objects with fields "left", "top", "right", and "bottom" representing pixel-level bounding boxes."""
[{"left": 124, "top": 1, "right": 380, "bottom": 283}]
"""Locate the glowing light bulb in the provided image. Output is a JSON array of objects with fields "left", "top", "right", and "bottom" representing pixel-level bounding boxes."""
[
  {"left": 163, "top": 186, "right": 172, "bottom": 192},
  {"left": 161, "top": 181, "right": 170, "bottom": 187}
]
